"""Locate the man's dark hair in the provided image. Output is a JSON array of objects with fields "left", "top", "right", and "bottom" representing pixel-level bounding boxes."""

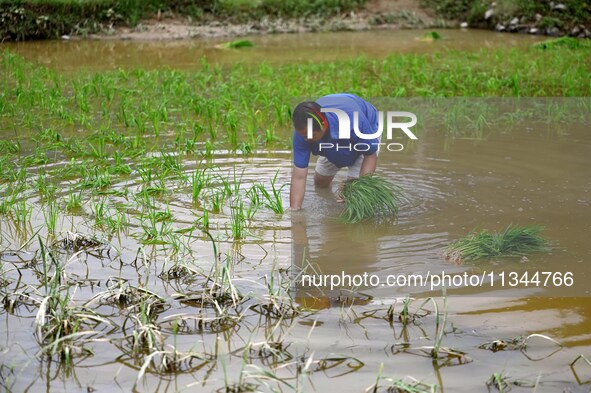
[{"left": 292, "top": 101, "right": 326, "bottom": 133}]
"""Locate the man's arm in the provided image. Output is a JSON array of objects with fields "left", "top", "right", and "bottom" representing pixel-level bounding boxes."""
[
  {"left": 290, "top": 166, "right": 308, "bottom": 210},
  {"left": 359, "top": 152, "right": 378, "bottom": 176}
]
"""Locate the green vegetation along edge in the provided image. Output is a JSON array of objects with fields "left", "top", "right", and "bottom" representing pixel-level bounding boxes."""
[{"left": 1, "top": 0, "right": 590, "bottom": 41}]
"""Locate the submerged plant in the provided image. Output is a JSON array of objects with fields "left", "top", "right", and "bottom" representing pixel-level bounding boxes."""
[
  {"left": 444, "top": 225, "right": 550, "bottom": 263},
  {"left": 372, "top": 374, "right": 438, "bottom": 393},
  {"left": 486, "top": 372, "right": 510, "bottom": 393},
  {"left": 338, "top": 175, "right": 404, "bottom": 223}
]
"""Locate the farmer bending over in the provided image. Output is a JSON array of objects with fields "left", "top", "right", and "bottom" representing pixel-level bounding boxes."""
[{"left": 290, "top": 93, "right": 380, "bottom": 210}]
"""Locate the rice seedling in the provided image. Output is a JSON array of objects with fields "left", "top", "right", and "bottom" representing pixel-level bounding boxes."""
[
  {"left": 35, "top": 290, "right": 108, "bottom": 365},
  {"left": 191, "top": 169, "right": 209, "bottom": 202},
  {"left": 199, "top": 210, "right": 210, "bottom": 229},
  {"left": 140, "top": 210, "right": 174, "bottom": 244},
  {"left": 231, "top": 167, "right": 245, "bottom": 195},
  {"left": 86, "top": 279, "right": 165, "bottom": 314},
  {"left": 136, "top": 183, "right": 168, "bottom": 199},
  {"left": 390, "top": 296, "right": 469, "bottom": 366},
  {"left": 209, "top": 189, "right": 224, "bottom": 213},
  {"left": 486, "top": 372, "right": 510, "bottom": 393},
  {"left": 65, "top": 191, "right": 83, "bottom": 210},
  {"left": 111, "top": 151, "right": 132, "bottom": 175},
  {"left": 203, "top": 139, "right": 215, "bottom": 158},
  {"left": 0, "top": 140, "right": 20, "bottom": 154},
  {"left": 91, "top": 198, "right": 109, "bottom": 226},
  {"left": 233, "top": 363, "right": 296, "bottom": 392},
  {"left": 214, "top": 173, "right": 233, "bottom": 199},
  {"left": 135, "top": 346, "right": 215, "bottom": 384},
  {"left": 238, "top": 141, "right": 254, "bottom": 155},
  {"left": 34, "top": 243, "right": 112, "bottom": 364},
  {"left": 233, "top": 341, "right": 294, "bottom": 367},
  {"left": 175, "top": 254, "right": 242, "bottom": 311},
  {"left": 431, "top": 296, "right": 447, "bottom": 359},
  {"left": 138, "top": 166, "right": 155, "bottom": 184},
  {"left": 12, "top": 200, "right": 33, "bottom": 225},
  {"left": 245, "top": 200, "right": 260, "bottom": 221},
  {"left": 444, "top": 225, "right": 550, "bottom": 263},
  {"left": 105, "top": 210, "right": 128, "bottom": 234},
  {"left": 230, "top": 198, "right": 246, "bottom": 240},
  {"left": 387, "top": 296, "right": 432, "bottom": 326},
  {"left": 81, "top": 167, "right": 111, "bottom": 190},
  {"left": 338, "top": 175, "right": 404, "bottom": 223},
  {"left": 35, "top": 173, "right": 57, "bottom": 200},
  {"left": 0, "top": 200, "right": 11, "bottom": 216},
  {"left": 256, "top": 171, "right": 286, "bottom": 214},
  {"left": 122, "top": 307, "right": 164, "bottom": 357},
  {"left": 250, "top": 264, "right": 300, "bottom": 320},
  {"left": 224, "top": 111, "right": 239, "bottom": 149},
  {"left": 88, "top": 134, "right": 108, "bottom": 159},
  {"left": 43, "top": 200, "right": 59, "bottom": 236},
  {"left": 158, "top": 151, "right": 183, "bottom": 178}
]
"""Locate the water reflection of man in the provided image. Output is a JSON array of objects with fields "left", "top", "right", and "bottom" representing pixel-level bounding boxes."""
[
  {"left": 290, "top": 93, "right": 380, "bottom": 210},
  {"left": 291, "top": 208, "right": 380, "bottom": 309}
]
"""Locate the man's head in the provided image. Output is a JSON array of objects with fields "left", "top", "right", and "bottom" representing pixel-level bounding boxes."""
[{"left": 292, "top": 101, "right": 328, "bottom": 142}]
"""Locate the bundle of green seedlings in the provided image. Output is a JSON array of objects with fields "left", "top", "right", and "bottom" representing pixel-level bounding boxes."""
[
  {"left": 444, "top": 225, "right": 550, "bottom": 263},
  {"left": 338, "top": 175, "right": 404, "bottom": 223}
]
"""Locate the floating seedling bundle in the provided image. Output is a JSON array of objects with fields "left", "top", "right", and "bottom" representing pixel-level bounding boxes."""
[
  {"left": 444, "top": 225, "right": 550, "bottom": 263},
  {"left": 215, "top": 39, "right": 254, "bottom": 49},
  {"left": 338, "top": 175, "right": 404, "bottom": 223}
]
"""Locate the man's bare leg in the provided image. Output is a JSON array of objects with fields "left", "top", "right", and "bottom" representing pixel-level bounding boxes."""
[{"left": 314, "top": 171, "right": 334, "bottom": 188}]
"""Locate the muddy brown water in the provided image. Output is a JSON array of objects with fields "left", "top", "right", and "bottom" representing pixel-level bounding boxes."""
[
  {"left": 1, "top": 31, "right": 590, "bottom": 392},
  {"left": 1, "top": 29, "right": 546, "bottom": 71}
]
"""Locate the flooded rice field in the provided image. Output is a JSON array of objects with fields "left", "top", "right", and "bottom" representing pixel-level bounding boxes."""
[
  {"left": 1, "top": 30, "right": 590, "bottom": 392},
  {"left": 1, "top": 29, "right": 547, "bottom": 71}
]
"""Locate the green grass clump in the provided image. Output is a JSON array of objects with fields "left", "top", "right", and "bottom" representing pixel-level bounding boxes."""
[
  {"left": 534, "top": 37, "right": 591, "bottom": 50},
  {"left": 338, "top": 175, "right": 404, "bottom": 223},
  {"left": 444, "top": 225, "right": 550, "bottom": 262}
]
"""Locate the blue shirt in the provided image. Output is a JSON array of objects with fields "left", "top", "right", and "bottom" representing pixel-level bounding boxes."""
[{"left": 293, "top": 93, "right": 379, "bottom": 169}]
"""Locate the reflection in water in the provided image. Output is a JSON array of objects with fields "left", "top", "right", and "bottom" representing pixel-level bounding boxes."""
[{"left": 291, "top": 189, "right": 383, "bottom": 309}]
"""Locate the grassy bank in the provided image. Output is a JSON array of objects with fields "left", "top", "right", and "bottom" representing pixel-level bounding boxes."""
[
  {"left": 0, "top": 0, "right": 366, "bottom": 40},
  {"left": 421, "top": 0, "right": 591, "bottom": 35},
  {"left": 3, "top": 0, "right": 591, "bottom": 42}
]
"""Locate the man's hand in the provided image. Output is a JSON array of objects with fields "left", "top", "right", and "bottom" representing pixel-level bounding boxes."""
[
  {"left": 290, "top": 166, "right": 308, "bottom": 210},
  {"left": 359, "top": 152, "right": 378, "bottom": 176}
]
